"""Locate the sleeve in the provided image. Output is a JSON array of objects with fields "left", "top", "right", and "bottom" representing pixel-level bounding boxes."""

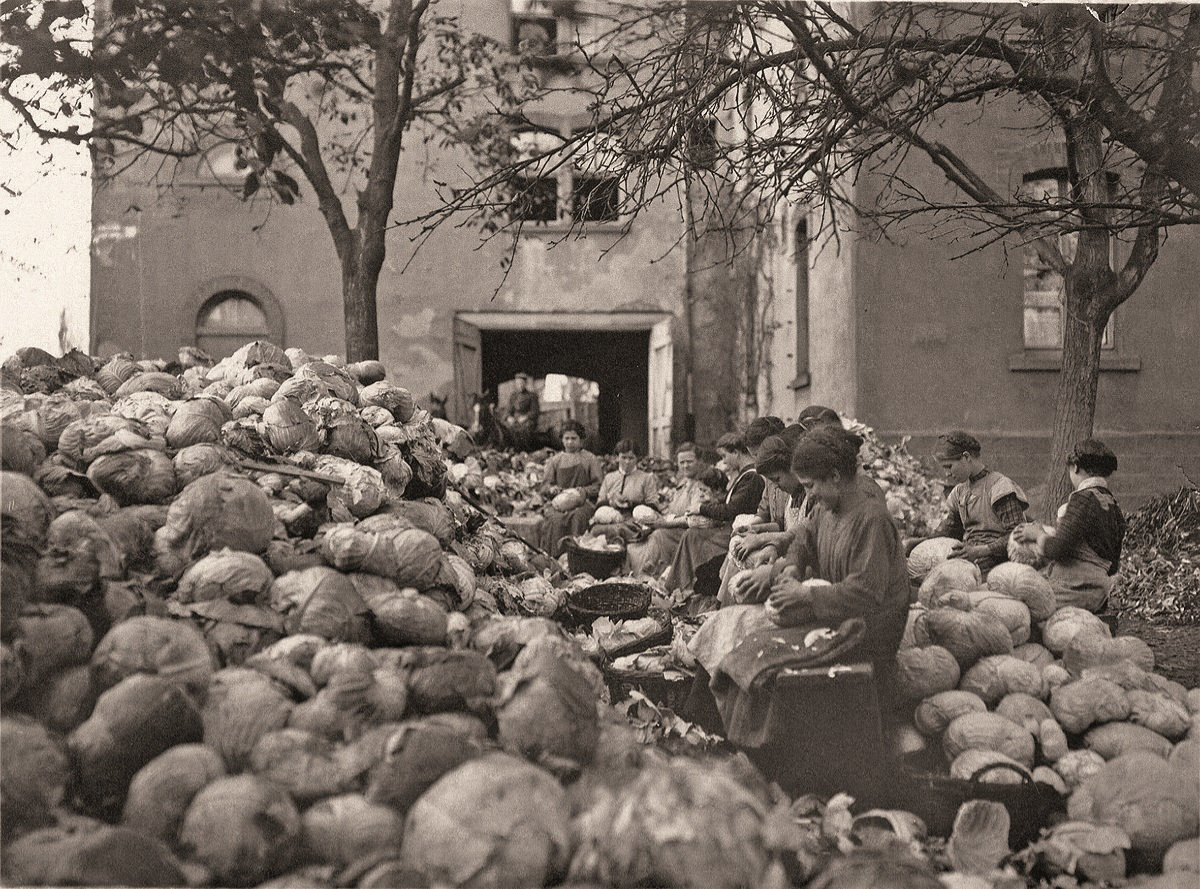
[
  {"left": 755, "top": 485, "right": 774, "bottom": 523},
  {"left": 580, "top": 455, "right": 604, "bottom": 498},
  {"left": 596, "top": 472, "right": 617, "bottom": 506},
  {"left": 529, "top": 392, "right": 540, "bottom": 416},
  {"left": 986, "top": 493, "right": 1029, "bottom": 559},
  {"left": 988, "top": 474, "right": 1030, "bottom": 511},
  {"left": 635, "top": 473, "right": 658, "bottom": 506},
  {"left": 543, "top": 454, "right": 562, "bottom": 486},
  {"left": 806, "top": 512, "right": 902, "bottom": 624},
  {"left": 1042, "top": 490, "right": 1092, "bottom": 563},
  {"left": 934, "top": 489, "right": 965, "bottom": 541},
  {"left": 700, "top": 472, "right": 766, "bottom": 521}
]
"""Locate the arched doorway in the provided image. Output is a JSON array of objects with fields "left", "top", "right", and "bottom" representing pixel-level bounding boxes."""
[{"left": 191, "top": 277, "right": 285, "bottom": 359}]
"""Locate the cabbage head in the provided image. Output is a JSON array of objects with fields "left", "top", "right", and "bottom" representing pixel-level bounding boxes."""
[
  {"left": 179, "top": 774, "right": 301, "bottom": 887},
  {"left": 400, "top": 752, "right": 572, "bottom": 889}
]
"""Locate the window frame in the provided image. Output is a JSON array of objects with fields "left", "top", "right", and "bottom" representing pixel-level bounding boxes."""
[
  {"left": 506, "top": 120, "right": 626, "bottom": 231},
  {"left": 1009, "top": 168, "right": 1140, "bottom": 373}
]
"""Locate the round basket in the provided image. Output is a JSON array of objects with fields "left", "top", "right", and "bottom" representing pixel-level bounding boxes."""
[
  {"left": 566, "top": 581, "right": 651, "bottom": 625},
  {"left": 561, "top": 537, "right": 627, "bottom": 580}
]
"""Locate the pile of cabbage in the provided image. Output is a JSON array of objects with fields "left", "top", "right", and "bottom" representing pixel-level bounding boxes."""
[
  {"left": 0, "top": 343, "right": 814, "bottom": 889},
  {"left": 900, "top": 545, "right": 1200, "bottom": 882},
  {"left": 2, "top": 343, "right": 1196, "bottom": 889}
]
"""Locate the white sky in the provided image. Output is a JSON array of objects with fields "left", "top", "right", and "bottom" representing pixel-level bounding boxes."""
[{"left": 0, "top": 5, "right": 93, "bottom": 361}]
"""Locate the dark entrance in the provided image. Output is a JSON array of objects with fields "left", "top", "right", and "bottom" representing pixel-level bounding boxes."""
[{"left": 480, "top": 328, "right": 650, "bottom": 454}]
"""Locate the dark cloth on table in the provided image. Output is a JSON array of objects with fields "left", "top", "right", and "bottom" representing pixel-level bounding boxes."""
[{"left": 710, "top": 618, "right": 867, "bottom": 748}]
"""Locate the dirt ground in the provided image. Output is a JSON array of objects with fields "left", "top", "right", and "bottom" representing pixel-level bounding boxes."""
[{"left": 1117, "top": 615, "right": 1200, "bottom": 690}]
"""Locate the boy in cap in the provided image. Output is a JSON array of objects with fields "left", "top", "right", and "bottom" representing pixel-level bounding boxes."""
[{"left": 920, "top": 430, "right": 1029, "bottom": 574}]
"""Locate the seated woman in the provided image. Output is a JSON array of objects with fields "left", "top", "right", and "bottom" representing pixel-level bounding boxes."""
[
  {"left": 685, "top": 426, "right": 910, "bottom": 733},
  {"left": 538, "top": 419, "right": 604, "bottom": 557},
  {"left": 664, "top": 431, "right": 764, "bottom": 593},
  {"left": 1016, "top": 439, "right": 1126, "bottom": 613},
  {"left": 762, "top": 427, "right": 911, "bottom": 676},
  {"left": 591, "top": 438, "right": 659, "bottom": 543},
  {"left": 718, "top": 434, "right": 807, "bottom": 604},
  {"left": 629, "top": 442, "right": 705, "bottom": 577}
]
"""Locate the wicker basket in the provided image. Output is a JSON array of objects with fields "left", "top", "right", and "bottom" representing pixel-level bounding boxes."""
[
  {"left": 565, "top": 581, "right": 651, "bottom": 625},
  {"left": 560, "top": 536, "right": 627, "bottom": 579},
  {"left": 895, "top": 760, "right": 1066, "bottom": 848},
  {"left": 604, "top": 667, "right": 694, "bottom": 711},
  {"left": 603, "top": 609, "right": 673, "bottom": 660}
]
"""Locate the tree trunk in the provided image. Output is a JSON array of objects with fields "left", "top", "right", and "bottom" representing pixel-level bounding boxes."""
[
  {"left": 1042, "top": 297, "right": 1106, "bottom": 519},
  {"left": 342, "top": 259, "right": 381, "bottom": 362}
]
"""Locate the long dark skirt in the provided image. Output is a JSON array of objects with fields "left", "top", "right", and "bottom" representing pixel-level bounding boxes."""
[{"left": 541, "top": 503, "right": 596, "bottom": 557}]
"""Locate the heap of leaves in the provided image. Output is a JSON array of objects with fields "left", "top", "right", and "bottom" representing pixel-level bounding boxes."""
[
  {"left": 1110, "top": 486, "right": 1200, "bottom": 625},
  {"left": 845, "top": 418, "right": 947, "bottom": 538}
]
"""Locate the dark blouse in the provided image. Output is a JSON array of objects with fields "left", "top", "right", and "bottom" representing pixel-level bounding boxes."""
[
  {"left": 1043, "top": 484, "right": 1126, "bottom": 575},
  {"left": 698, "top": 469, "right": 766, "bottom": 522}
]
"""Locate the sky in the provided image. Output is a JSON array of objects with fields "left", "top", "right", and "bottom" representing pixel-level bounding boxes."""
[{"left": 0, "top": 5, "right": 93, "bottom": 361}]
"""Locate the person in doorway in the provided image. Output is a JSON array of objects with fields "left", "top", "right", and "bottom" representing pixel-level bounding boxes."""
[
  {"left": 914, "top": 431, "right": 1029, "bottom": 575},
  {"left": 1015, "top": 439, "right": 1126, "bottom": 612},
  {"left": 539, "top": 419, "right": 604, "bottom": 557},
  {"left": 664, "top": 431, "right": 764, "bottom": 593},
  {"left": 628, "top": 442, "right": 704, "bottom": 576},
  {"left": 592, "top": 438, "right": 659, "bottom": 542},
  {"left": 504, "top": 372, "right": 540, "bottom": 451}
]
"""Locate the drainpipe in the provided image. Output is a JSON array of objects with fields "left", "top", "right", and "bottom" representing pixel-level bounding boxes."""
[{"left": 682, "top": 176, "right": 696, "bottom": 443}]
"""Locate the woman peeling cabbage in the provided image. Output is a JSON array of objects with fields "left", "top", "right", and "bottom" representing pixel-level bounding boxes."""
[
  {"left": 537, "top": 420, "right": 604, "bottom": 557},
  {"left": 589, "top": 438, "right": 659, "bottom": 543},
  {"left": 1014, "top": 439, "right": 1127, "bottom": 613},
  {"left": 686, "top": 426, "right": 911, "bottom": 728}
]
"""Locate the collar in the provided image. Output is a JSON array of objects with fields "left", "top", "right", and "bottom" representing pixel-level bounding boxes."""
[
  {"left": 726, "top": 467, "right": 756, "bottom": 502},
  {"left": 967, "top": 467, "right": 989, "bottom": 484},
  {"left": 1077, "top": 476, "right": 1109, "bottom": 492}
]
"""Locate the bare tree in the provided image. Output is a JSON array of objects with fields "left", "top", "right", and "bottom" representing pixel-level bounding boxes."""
[
  {"left": 430, "top": 2, "right": 1200, "bottom": 514},
  {"left": 2, "top": 0, "right": 536, "bottom": 361}
]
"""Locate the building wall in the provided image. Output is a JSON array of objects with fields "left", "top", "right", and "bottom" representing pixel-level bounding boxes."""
[{"left": 760, "top": 201, "right": 860, "bottom": 424}]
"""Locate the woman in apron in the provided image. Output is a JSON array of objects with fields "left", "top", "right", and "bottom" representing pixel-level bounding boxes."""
[
  {"left": 538, "top": 420, "right": 604, "bottom": 557},
  {"left": 1017, "top": 439, "right": 1125, "bottom": 612}
]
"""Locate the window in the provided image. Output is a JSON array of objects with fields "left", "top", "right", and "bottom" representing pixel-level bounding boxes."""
[
  {"left": 509, "top": 1, "right": 602, "bottom": 58},
  {"left": 1020, "top": 170, "right": 1114, "bottom": 350},
  {"left": 196, "top": 290, "right": 271, "bottom": 359},
  {"left": 572, "top": 175, "right": 620, "bottom": 222},
  {"left": 508, "top": 124, "right": 624, "bottom": 226},
  {"left": 511, "top": 4, "right": 557, "bottom": 55},
  {"left": 513, "top": 175, "right": 559, "bottom": 222},
  {"left": 792, "top": 217, "right": 810, "bottom": 388}
]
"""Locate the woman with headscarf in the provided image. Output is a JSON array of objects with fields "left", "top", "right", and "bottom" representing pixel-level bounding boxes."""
[
  {"left": 1014, "top": 439, "right": 1126, "bottom": 612},
  {"left": 539, "top": 419, "right": 604, "bottom": 556}
]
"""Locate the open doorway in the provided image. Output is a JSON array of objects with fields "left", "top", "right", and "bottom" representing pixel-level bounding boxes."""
[
  {"left": 482, "top": 328, "right": 646, "bottom": 453},
  {"left": 452, "top": 311, "right": 673, "bottom": 456}
]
